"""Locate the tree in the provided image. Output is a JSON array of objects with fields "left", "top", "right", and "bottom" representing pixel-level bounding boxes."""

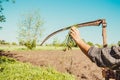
[
  {"left": 118, "top": 41, "right": 120, "bottom": 46},
  {"left": 0, "top": 0, "right": 15, "bottom": 22},
  {"left": 18, "top": 11, "right": 43, "bottom": 49},
  {"left": 87, "top": 41, "right": 94, "bottom": 46},
  {"left": 0, "top": 40, "right": 10, "bottom": 45},
  {"left": 0, "top": 40, "right": 5, "bottom": 44}
]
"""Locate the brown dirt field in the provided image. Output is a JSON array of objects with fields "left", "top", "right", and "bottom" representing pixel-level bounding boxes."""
[{"left": 0, "top": 50, "right": 104, "bottom": 80}]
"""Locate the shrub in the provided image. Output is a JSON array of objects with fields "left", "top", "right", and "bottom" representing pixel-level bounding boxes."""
[{"left": 24, "top": 40, "right": 36, "bottom": 49}]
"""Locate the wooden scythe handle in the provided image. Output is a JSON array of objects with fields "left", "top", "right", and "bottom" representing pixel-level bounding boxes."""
[{"left": 102, "top": 19, "right": 107, "bottom": 47}]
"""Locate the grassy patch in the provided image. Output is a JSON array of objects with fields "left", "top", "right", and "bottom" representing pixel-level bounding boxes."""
[
  {"left": 0, "top": 56, "right": 75, "bottom": 80},
  {"left": 0, "top": 45, "right": 79, "bottom": 51}
]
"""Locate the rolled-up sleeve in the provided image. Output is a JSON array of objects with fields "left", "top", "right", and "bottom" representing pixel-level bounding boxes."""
[
  {"left": 88, "top": 47, "right": 105, "bottom": 67},
  {"left": 88, "top": 46, "right": 120, "bottom": 69}
]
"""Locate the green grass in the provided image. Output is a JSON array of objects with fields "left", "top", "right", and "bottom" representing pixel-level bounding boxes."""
[
  {"left": 0, "top": 56, "right": 75, "bottom": 80},
  {"left": 0, "top": 45, "right": 79, "bottom": 51}
]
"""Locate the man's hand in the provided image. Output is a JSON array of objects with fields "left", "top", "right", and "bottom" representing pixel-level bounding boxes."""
[
  {"left": 70, "top": 26, "right": 91, "bottom": 57},
  {"left": 70, "top": 27, "right": 81, "bottom": 44}
]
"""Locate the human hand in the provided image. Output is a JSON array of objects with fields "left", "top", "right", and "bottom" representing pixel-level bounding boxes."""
[
  {"left": 70, "top": 27, "right": 81, "bottom": 44},
  {"left": 70, "top": 26, "right": 91, "bottom": 55}
]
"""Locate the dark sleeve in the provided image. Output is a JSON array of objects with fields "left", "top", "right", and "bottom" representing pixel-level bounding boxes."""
[{"left": 88, "top": 46, "right": 120, "bottom": 69}]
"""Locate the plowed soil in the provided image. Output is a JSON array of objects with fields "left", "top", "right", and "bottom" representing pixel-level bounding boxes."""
[{"left": 0, "top": 50, "right": 104, "bottom": 80}]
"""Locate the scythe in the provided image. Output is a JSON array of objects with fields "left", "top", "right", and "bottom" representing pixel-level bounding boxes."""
[{"left": 40, "top": 19, "right": 107, "bottom": 47}]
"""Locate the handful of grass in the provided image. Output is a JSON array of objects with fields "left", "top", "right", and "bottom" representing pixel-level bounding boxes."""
[{"left": 65, "top": 32, "right": 76, "bottom": 50}]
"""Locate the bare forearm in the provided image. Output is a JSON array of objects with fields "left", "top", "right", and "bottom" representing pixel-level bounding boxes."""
[
  {"left": 70, "top": 27, "right": 91, "bottom": 57},
  {"left": 76, "top": 39, "right": 91, "bottom": 57}
]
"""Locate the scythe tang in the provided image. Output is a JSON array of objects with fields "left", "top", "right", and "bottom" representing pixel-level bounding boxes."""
[{"left": 40, "top": 19, "right": 107, "bottom": 46}]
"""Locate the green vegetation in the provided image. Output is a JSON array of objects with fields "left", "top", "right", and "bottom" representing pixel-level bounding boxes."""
[
  {"left": 50, "top": 34, "right": 77, "bottom": 50},
  {"left": 0, "top": 56, "right": 75, "bottom": 80},
  {"left": 65, "top": 34, "right": 77, "bottom": 48},
  {"left": 118, "top": 41, "right": 120, "bottom": 46},
  {"left": 87, "top": 41, "right": 94, "bottom": 46},
  {"left": 0, "top": 45, "right": 79, "bottom": 51},
  {"left": 0, "top": 40, "right": 10, "bottom": 45}
]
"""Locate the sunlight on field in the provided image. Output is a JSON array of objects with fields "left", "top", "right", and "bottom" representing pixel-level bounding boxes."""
[{"left": 0, "top": 45, "right": 79, "bottom": 51}]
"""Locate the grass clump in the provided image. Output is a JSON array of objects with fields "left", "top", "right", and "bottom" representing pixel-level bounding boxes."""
[{"left": 0, "top": 56, "right": 75, "bottom": 80}]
